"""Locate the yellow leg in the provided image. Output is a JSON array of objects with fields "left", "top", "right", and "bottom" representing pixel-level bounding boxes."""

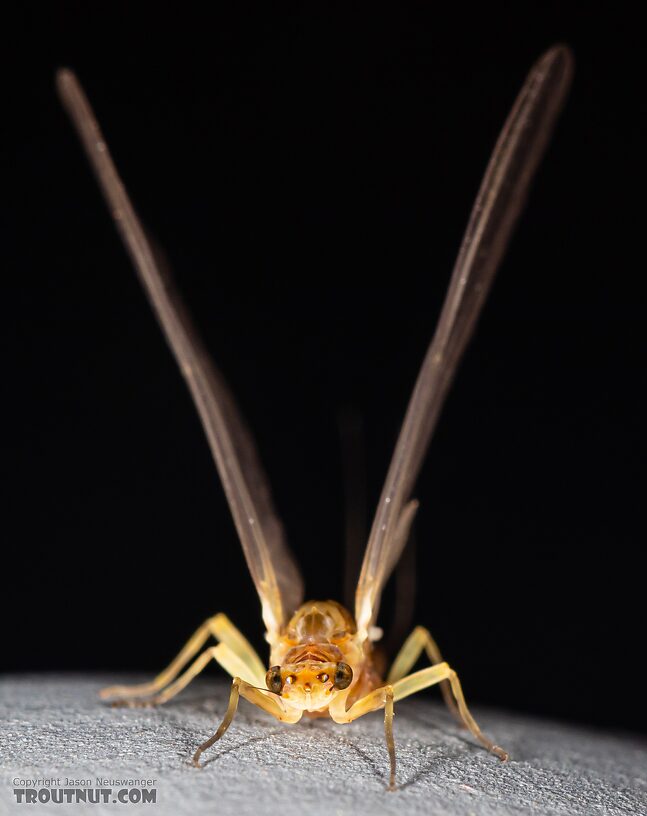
[
  {"left": 329, "top": 682, "right": 397, "bottom": 790},
  {"left": 384, "top": 686, "right": 396, "bottom": 791},
  {"left": 99, "top": 613, "right": 266, "bottom": 702},
  {"left": 387, "top": 626, "right": 460, "bottom": 722},
  {"left": 330, "top": 662, "right": 508, "bottom": 788},
  {"left": 193, "top": 677, "right": 302, "bottom": 767},
  {"left": 393, "top": 662, "right": 508, "bottom": 760},
  {"left": 108, "top": 642, "right": 263, "bottom": 707}
]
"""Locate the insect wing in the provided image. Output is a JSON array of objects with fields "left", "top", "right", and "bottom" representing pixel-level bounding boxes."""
[
  {"left": 355, "top": 46, "right": 574, "bottom": 635},
  {"left": 57, "top": 70, "right": 304, "bottom": 640}
]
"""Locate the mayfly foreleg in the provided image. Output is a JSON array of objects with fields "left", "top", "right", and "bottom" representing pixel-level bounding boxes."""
[
  {"left": 329, "top": 661, "right": 507, "bottom": 787},
  {"left": 393, "top": 663, "right": 508, "bottom": 760},
  {"left": 329, "top": 683, "right": 397, "bottom": 790},
  {"left": 193, "top": 677, "right": 302, "bottom": 767},
  {"left": 387, "top": 626, "right": 461, "bottom": 722},
  {"left": 99, "top": 614, "right": 266, "bottom": 703}
]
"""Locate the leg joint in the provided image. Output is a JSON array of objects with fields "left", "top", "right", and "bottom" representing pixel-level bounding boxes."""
[{"left": 207, "top": 612, "right": 229, "bottom": 630}]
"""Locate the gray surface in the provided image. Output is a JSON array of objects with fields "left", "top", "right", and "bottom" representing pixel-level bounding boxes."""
[{"left": 1, "top": 675, "right": 645, "bottom": 816}]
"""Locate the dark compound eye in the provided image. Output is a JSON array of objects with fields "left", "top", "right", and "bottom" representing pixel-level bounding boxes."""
[
  {"left": 265, "top": 666, "right": 283, "bottom": 695},
  {"left": 333, "top": 662, "right": 353, "bottom": 690}
]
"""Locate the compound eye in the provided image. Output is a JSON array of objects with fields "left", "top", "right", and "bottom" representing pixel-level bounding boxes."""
[
  {"left": 333, "top": 662, "right": 353, "bottom": 690},
  {"left": 265, "top": 666, "right": 283, "bottom": 695}
]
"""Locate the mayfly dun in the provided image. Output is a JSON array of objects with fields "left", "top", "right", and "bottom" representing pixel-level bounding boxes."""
[{"left": 57, "top": 44, "right": 573, "bottom": 789}]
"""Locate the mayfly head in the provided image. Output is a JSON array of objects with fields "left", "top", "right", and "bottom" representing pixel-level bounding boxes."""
[{"left": 265, "top": 662, "right": 353, "bottom": 712}]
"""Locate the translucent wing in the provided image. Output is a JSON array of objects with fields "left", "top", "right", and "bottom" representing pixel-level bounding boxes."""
[
  {"left": 355, "top": 46, "right": 574, "bottom": 635},
  {"left": 56, "top": 70, "right": 304, "bottom": 640}
]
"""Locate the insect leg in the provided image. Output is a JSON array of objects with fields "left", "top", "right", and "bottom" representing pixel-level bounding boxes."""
[
  {"left": 110, "top": 641, "right": 266, "bottom": 708},
  {"left": 100, "top": 613, "right": 266, "bottom": 702},
  {"left": 329, "top": 683, "right": 397, "bottom": 789},
  {"left": 329, "top": 662, "right": 506, "bottom": 787},
  {"left": 384, "top": 686, "right": 396, "bottom": 790},
  {"left": 393, "top": 663, "right": 508, "bottom": 760},
  {"left": 193, "top": 677, "right": 302, "bottom": 767},
  {"left": 386, "top": 626, "right": 460, "bottom": 721}
]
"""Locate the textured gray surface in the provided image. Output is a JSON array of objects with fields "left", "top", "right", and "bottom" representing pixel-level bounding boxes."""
[{"left": 1, "top": 674, "right": 645, "bottom": 816}]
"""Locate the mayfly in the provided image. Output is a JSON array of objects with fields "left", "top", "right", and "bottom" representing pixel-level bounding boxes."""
[{"left": 57, "top": 45, "right": 572, "bottom": 789}]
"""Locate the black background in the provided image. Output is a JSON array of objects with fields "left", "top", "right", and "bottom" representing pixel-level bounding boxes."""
[{"left": 3, "top": 4, "right": 645, "bottom": 735}]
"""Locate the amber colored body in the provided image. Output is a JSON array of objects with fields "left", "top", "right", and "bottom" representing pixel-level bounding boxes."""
[{"left": 271, "top": 601, "right": 382, "bottom": 716}]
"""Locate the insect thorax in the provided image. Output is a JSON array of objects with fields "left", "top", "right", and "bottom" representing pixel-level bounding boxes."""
[{"left": 267, "top": 600, "right": 370, "bottom": 713}]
